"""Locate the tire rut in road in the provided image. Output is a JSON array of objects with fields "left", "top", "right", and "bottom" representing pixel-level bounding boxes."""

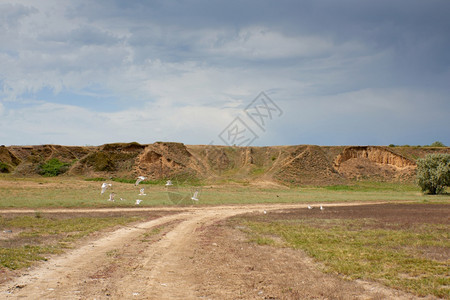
[{"left": 1, "top": 208, "right": 257, "bottom": 299}]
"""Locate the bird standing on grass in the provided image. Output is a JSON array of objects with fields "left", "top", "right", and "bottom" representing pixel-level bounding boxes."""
[
  {"left": 135, "top": 199, "right": 143, "bottom": 205},
  {"left": 139, "top": 188, "right": 146, "bottom": 196},
  {"left": 320, "top": 205, "right": 324, "bottom": 211},
  {"left": 108, "top": 192, "right": 115, "bottom": 202}
]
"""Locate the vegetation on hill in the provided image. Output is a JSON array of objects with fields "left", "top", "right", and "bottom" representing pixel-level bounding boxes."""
[
  {"left": 0, "top": 162, "right": 11, "bottom": 173},
  {"left": 37, "top": 158, "right": 71, "bottom": 177},
  {"left": 389, "top": 141, "right": 446, "bottom": 148}
]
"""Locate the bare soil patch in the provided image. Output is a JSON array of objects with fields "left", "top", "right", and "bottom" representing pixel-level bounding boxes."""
[
  {"left": 0, "top": 203, "right": 447, "bottom": 299},
  {"left": 262, "top": 203, "right": 450, "bottom": 226},
  {"left": 193, "top": 219, "right": 413, "bottom": 299}
]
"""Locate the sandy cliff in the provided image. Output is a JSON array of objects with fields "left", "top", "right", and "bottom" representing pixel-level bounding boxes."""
[{"left": 1, "top": 142, "right": 449, "bottom": 184}]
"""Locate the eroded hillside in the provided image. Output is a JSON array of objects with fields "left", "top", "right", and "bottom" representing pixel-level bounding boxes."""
[{"left": 1, "top": 142, "right": 449, "bottom": 184}]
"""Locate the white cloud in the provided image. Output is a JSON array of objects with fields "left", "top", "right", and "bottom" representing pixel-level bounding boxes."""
[
  {"left": 0, "top": 97, "right": 241, "bottom": 145},
  {"left": 1, "top": 102, "right": 102, "bottom": 145}
]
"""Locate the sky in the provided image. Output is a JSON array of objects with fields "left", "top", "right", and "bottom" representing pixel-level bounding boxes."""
[{"left": 1, "top": 0, "right": 449, "bottom": 147}]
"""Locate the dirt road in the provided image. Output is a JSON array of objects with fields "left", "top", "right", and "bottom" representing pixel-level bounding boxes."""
[{"left": 0, "top": 203, "right": 420, "bottom": 299}]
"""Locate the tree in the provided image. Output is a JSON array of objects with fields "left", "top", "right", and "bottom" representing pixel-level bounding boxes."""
[{"left": 416, "top": 154, "right": 450, "bottom": 194}]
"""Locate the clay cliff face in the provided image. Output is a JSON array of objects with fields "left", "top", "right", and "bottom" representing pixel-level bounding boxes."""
[
  {"left": 2, "top": 142, "right": 449, "bottom": 184},
  {"left": 333, "top": 147, "right": 419, "bottom": 182},
  {"left": 334, "top": 146, "right": 415, "bottom": 168}
]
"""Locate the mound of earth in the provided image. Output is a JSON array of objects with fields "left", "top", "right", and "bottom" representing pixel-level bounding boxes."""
[
  {"left": 2, "top": 145, "right": 91, "bottom": 175},
  {"left": 3, "top": 142, "right": 449, "bottom": 184},
  {"left": 136, "top": 142, "right": 200, "bottom": 180},
  {"left": 71, "top": 143, "right": 143, "bottom": 177},
  {"left": 274, "top": 145, "right": 342, "bottom": 185},
  {"left": 0, "top": 146, "right": 21, "bottom": 173}
]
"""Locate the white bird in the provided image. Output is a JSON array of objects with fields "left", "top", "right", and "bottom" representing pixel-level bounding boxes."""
[
  {"left": 191, "top": 190, "right": 199, "bottom": 201},
  {"left": 135, "top": 199, "right": 143, "bottom": 205},
  {"left": 165, "top": 180, "right": 173, "bottom": 186},
  {"left": 307, "top": 205, "right": 312, "bottom": 210},
  {"left": 263, "top": 210, "right": 267, "bottom": 214},
  {"left": 139, "top": 188, "right": 146, "bottom": 196},
  {"left": 108, "top": 192, "right": 115, "bottom": 202},
  {"left": 135, "top": 176, "right": 146, "bottom": 186},
  {"left": 101, "top": 183, "right": 112, "bottom": 194},
  {"left": 320, "top": 205, "right": 324, "bottom": 211}
]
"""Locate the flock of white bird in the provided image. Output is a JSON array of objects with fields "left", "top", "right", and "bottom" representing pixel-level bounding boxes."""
[
  {"left": 101, "top": 178, "right": 323, "bottom": 209},
  {"left": 100, "top": 177, "right": 200, "bottom": 205}
]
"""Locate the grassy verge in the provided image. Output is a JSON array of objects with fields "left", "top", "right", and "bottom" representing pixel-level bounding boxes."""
[
  {"left": 234, "top": 214, "right": 449, "bottom": 298},
  {"left": 0, "top": 214, "right": 142, "bottom": 270}
]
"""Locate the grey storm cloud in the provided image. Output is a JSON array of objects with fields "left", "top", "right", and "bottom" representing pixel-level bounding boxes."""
[
  {"left": 0, "top": 3, "right": 37, "bottom": 29},
  {"left": 41, "top": 26, "right": 122, "bottom": 47},
  {"left": 77, "top": 0, "right": 450, "bottom": 85},
  {"left": 0, "top": 0, "right": 449, "bottom": 146}
]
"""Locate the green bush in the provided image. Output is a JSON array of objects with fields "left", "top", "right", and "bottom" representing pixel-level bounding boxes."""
[
  {"left": 0, "top": 161, "right": 11, "bottom": 173},
  {"left": 416, "top": 154, "right": 450, "bottom": 194},
  {"left": 430, "top": 141, "right": 446, "bottom": 147},
  {"left": 38, "top": 158, "right": 70, "bottom": 177}
]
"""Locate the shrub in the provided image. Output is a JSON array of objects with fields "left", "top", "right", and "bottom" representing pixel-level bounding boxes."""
[
  {"left": 38, "top": 158, "right": 70, "bottom": 177},
  {"left": 0, "top": 161, "right": 11, "bottom": 173},
  {"left": 416, "top": 154, "right": 450, "bottom": 194},
  {"left": 430, "top": 141, "right": 446, "bottom": 147}
]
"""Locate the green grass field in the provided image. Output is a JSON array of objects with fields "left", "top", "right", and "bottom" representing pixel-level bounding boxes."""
[{"left": 0, "top": 175, "right": 448, "bottom": 208}]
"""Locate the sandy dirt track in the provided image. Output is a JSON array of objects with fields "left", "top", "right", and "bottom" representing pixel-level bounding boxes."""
[{"left": 0, "top": 203, "right": 424, "bottom": 299}]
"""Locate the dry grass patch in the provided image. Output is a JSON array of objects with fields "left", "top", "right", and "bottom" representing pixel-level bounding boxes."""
[
  {"left": 233, "top": 204, "right": 449, "bottom": 298},
  {"left": 0, "top": 214, "right": 144, "bottom": 270}
]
